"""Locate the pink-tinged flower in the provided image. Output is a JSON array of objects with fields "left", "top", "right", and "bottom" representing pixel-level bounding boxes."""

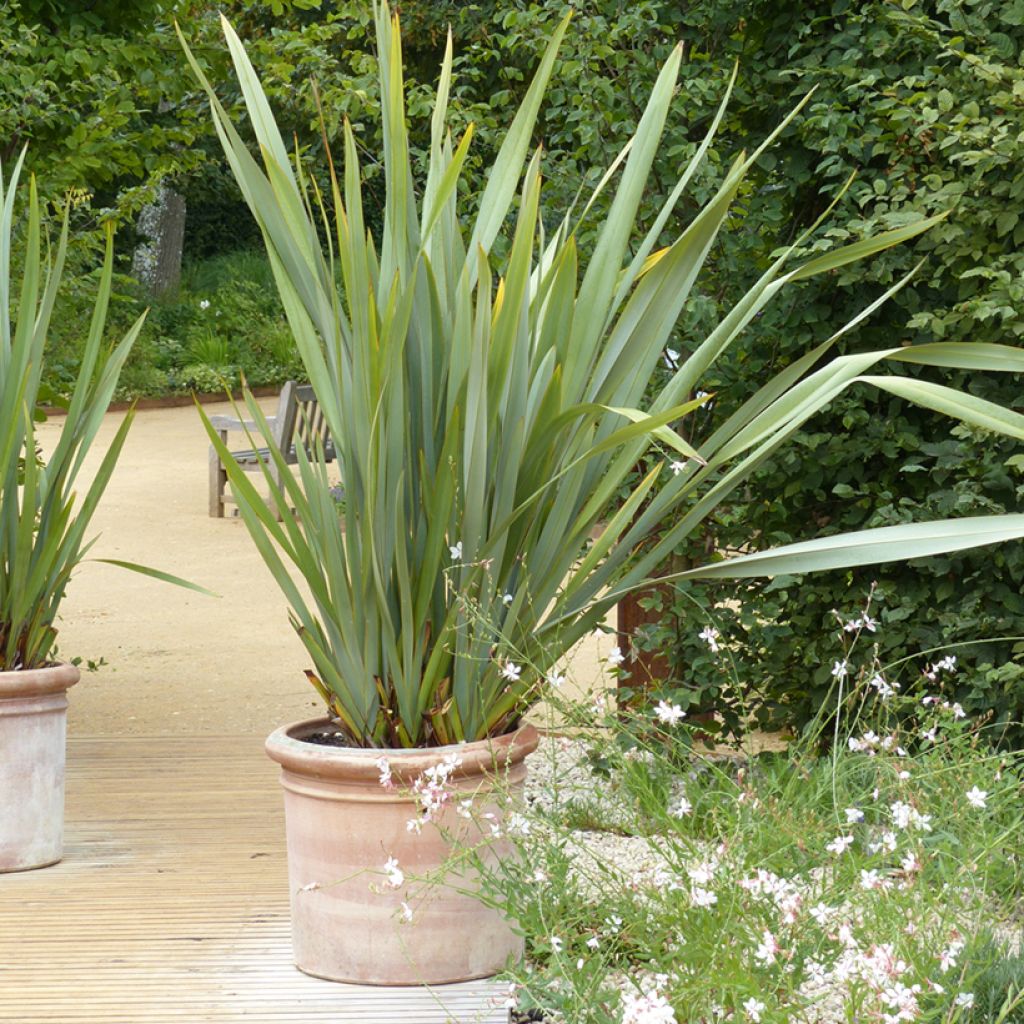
[
  {"left": 691, "top": 887, "right": 717, "bottom": 908},
  {"left": 939, "top": 939, "right": 964, "bottom": 973},
  {"left": 827, "top": 835, "right": 855, "bottom": 855},
  {"left": 655, "top": 700, "right": 686, "bottom": 726},
  {"left": 493, "top": 983, "right": 518, "bottom": 1011},
  {"left": 966, "top": 786, "right": 988, "bottom": 809},
  {"left": 832, "top": 659, "right": 849, "bottom": 679},
  {"left": 698, "top": 625, "right": 721, "bottom": 652},
  {"left": 950, "top": 702, "right": 966, "bottom": 720},
  {"left": 383, "top": 856, "right": 404, "bottom": 889},
  {"left": 900, "top": 851, "right": 922, "bottom": 874},
  {"left": 754, "top": 929, "right": 779, "bottom": 966},
  {"left": 743, "top": 997, "right": 766, "bottom": 1022},
  {"left": 375, "top": 756, "right": 394, "bottom": 789},
  {"left": 608, "top": 646, "right": 626, "bottom": 667},
  {"left": 859, "top": 869, "right": 882, "bottom": 890},
  {"left": 586, "top": 936, "right": 600, "bottom": 950},
  {"left": 621, "top": 987, "right": 676, "bottom": 1024}
]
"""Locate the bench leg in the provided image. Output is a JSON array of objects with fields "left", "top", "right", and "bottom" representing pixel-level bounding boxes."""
[{"left": 209, "top": 433, "right": 228, "bottom": 518}]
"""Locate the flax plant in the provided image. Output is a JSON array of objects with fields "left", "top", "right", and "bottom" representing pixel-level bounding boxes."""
[
  {"left": 0, "top": 156, "right": 202, "bottom": 670},
  {"left": 186, "top": 4, "right": 1024, "bottom": 748}
]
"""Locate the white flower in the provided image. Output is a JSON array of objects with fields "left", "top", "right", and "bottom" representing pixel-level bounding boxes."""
[
  {"left": 608, "top": 646, "right": 626, "bottom": 667},
  {"left": 655, "top": 700, "right": 686, "bottom": 726},
  {"left": 586, "top": 936, "right": 600, "bottom": 950},
  {"left": 375, "top": 757, "right": 393, "bottom": 789},
  {"left": 502, "top": 592, "right": 514, "bottom": 606},
  {"left": 507, "top": 812, "right": 531, "bottom": 836},
  {"left": 670, "top": 796, "right": 692, "bottom": 817},
  {"left": 449, "top": 541, "right": 463, "bottom": 560},
  {"left": 754, "top": 929, "right": 779, "bottom": 966},
  {"left": 383, "top": 856, "right": 404, "bottom": 889},
  {"left": 950, "top": 702, "right": 966, "bottom": 720},
  {"left": 966, "top": 786, "right": 987, "bottom": 809},
  {"left": 900, "top": 851, "right": 921, "bottom": 873},
  {"left": 940, "top": 940, "right": 964, "bottom": 973},
  {"left": 845, "top": 807, "right": 865, "bottom": 824},
  {"left": 831, "top": 659, "right": 849, "bottom": 679},
  {"left": 670, "top": 460, "right": 687, "bottom": 475},
  {"left": 698, "top": 625, "right": 721, "bottom": 652},
  {"left": 691, "top": 887, "right": 717, "bottom": 908},
  {"left": 869, "top": 673, "right": 897, "bottom": 699},
  {"left": 954, "top": 992, "right": 975, "bottom": 1009},
  {"left": 861, "top": 613, "right": 878, "bottom": 632},
  {"left": 859, "top": 869, "right": 882, "bottom": 890},
  {"left": 743, "top": 997, "right": 766, "bottom": 1023},
  {"left": 548, "top": 669, "right": 566, "bottom": 688},
  {"left": 809, "top": 902, "right": 832, "bottom": 926},
  {"left": 400, "top": 901, "right": 413, "bottom": 922},
  {"left": 199, "top": 298, "right": 210, "bottom": 310},
  {"left": 501, "top": 660, "right": 522, "bottom": 682},
  {"left": 550, "top": 935, "right": 563, "bottom": 953},
  {"left": 621, "top": 987, "right": 676, "bottom": 1024},
  {"left": 826, "top": 835, "right": 855, "bottom": 855}
]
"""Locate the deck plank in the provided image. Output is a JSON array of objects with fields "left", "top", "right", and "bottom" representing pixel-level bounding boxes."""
[{"left": 0, "top": 736, "right": 508, "bottom": 1023}]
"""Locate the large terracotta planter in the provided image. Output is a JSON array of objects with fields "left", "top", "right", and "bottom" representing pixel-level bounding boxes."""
[
  {"left": 0, "top": 663, "right": 79, "bottom": 872},
  {"left": 265, "top": 718, "right": 538, "bottom": 985}
]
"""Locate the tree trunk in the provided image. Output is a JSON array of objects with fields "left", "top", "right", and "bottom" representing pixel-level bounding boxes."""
[{"left": 131, "top": 184, "right": 186, "bottom": 299}]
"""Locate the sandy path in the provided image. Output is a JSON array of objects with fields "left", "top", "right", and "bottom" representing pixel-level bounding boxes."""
[{"left": 37, "top": 401, "right": 611, "bottom": 739}]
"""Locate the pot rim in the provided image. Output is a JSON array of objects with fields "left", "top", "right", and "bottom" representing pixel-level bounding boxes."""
[
  {"left": 265, "top": 717, "right": 539, "bottom": 784},
  {"left": 0, "top": 662, "right": 79, "bottom": 700}
]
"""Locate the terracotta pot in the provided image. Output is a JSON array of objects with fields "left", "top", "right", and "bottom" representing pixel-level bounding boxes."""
[
  {"left": 0, "top": 663, "right": 79, "bottom": 872},
  {"left": 265, "top": 718, "right": 538, "bottom": 985}
]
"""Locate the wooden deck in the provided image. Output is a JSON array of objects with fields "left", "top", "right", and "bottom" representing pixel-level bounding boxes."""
[{"left": 0, "top": 736, "right": 508, "bottom": 1023}]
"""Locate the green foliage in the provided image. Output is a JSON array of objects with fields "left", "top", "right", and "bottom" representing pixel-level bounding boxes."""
[
  {"left": 0, "top": 156, "right": 145, "bottom": 669},
  {"left": 192, "top": 1, "right": 1024, "bottom": 751},
  {"left": 463, "top": 679, "right": 1024, "bottom": 1022},
  {"left": 542, "top": 0, "right": 1024, "bottom": 739},
  {"left": 40, "top": 249, "right": 300, "bottom": 400}
]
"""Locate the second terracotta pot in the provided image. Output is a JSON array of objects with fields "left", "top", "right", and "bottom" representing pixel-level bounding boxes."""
[
  {"left": 265, "top": 718, "right": 538, "bottom": 986},
  {"left": 0, "top": 663, "right": 79, "bottom": 873}
]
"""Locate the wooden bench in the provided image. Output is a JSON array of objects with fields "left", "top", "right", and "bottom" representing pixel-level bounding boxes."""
[{"left": 208, "top": 381, "right": 335, "bottom": 518}]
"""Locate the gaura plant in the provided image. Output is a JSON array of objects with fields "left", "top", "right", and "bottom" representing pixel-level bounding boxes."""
[
  {"left": 0, "top": 154, "right": 204, "bottom": 670},
  {"left": 185, "top": 3, "right": 1024, "bottom": 748}
]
